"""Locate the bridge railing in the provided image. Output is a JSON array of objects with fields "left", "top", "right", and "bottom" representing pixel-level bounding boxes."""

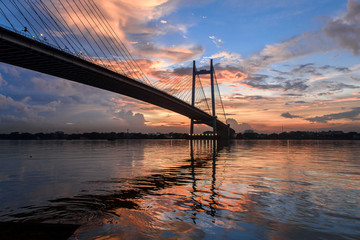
[
  {"left": 0, "top": 23, "right": 101, "bottom": 64},
  {"left": 0, "top": 23, "right": 155, "bottom": 85}
]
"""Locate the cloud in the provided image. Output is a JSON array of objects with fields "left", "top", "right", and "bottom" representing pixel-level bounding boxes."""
[
  {"left": 0, "top": 73, "right": 7, "bottom": 87},
  {"left": 204, "top": 51, "right": 244, "bottom": 66},
  {"left": 77, "top": 0, "right": 177, "bottom": 39},
  {"left": 240, "top": 0, "right": 360, "bottom": 75},
  {"left": 109, "top": 95, "right": 162, "bottom": 113},
  {"left": 0, "top": 64, "right": 20, "bottom": 76},
  {"left": 209, "top": 36, "right": 223, "bottom": 48},
  {"left": 113, "top": 110, "right": 147, "bottom": 128},
  {"left": 134, "top": 43, "right": 203, "bottom": 63},
  {"left": 351, "top": 76, "right": 360, "bottom": 81},
  {"left": 2, "top": 0, "right": 360, "bottom": 134},
  {"left": 0, "top": 114, "right": 32, "bottom": 124},
  {"left": 328, "top": 83, "right": 359, "bottom": 92},
  {"left": 0, "top": 94, "right": 31, "bottom": 114},
  {"left": 282, "top": 63, "right": 350, "bottom": 78},
  {"left": 211, "top": 63, "right": 248, "bottom": 84},
  {"left": 226, "top": 118, "right": 253, "bottom": 133},
  {"left": 193, "top": 54, "right": 248, "bottom": 85},
  {"left": 281, "top": 112, "right": 302, "bottom": 119},
  {"left": 31, "top": 76, "right": 82, "bottom": 97},
  {"left": 282, "top": 93, "right": 303, "bottom": 97},
  {"left": 88, "top": 0, "right": 203, "bottom": 64},
  {"left": 314, "top": 96, "right": 360, "bottom": 104},
  {"left": 283, "top": 79, "right": 309, "bottom": 91},
  {"left": 245, "top": 33, "right": 330, "bottom": 73},
  {"left": 4, "top": 0, "right": 200, "bottom": 70},
  {"left": 0, "top": 94, "right": 60, "bottom": 122},
  {"left": 323, "top": 0, "right": 360, "bottom": 55},
  {"left": 311, "top": 81, "right": 359, "bottom": 93},
  {"left": 241, "top": 74, "right": 309, "bottom": 92},
  {"left": 305, "top": 107, "right": 360, "bottom": 123},
  {"left": 229, "top": 93, "right": 267, "bottom": 101},
  {"left": 319, "top": 65, "right": 350, "bottom": 73},
  {"left": 240, "top": 60, "right": 358, "bottom": 95},
  {"left": 172, "top": 67, "right": 192, "bottom": 76}
]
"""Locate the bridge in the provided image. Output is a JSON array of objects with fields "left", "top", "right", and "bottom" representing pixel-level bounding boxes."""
[{"left": 0, "top": 0, "right": 233, "bottom": 138}]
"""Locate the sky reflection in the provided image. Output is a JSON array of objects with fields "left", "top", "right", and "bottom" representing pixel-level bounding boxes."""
[{"left": 0, "top": 139, "right": 359, "bottom": 239}]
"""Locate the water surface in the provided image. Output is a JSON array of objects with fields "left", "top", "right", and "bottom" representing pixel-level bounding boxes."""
[{"left": 0, "top": 139, "right": 359, "bottom": 239}]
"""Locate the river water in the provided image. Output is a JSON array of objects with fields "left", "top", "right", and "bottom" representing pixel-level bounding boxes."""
[{"left": 0, "top": 139, "right": 359, "bottom": 239}]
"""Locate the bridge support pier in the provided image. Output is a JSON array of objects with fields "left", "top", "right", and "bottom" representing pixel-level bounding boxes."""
[
  {"left": 190, "top": 59, "right": 218, "bottom": 138},
  {"left": 210, "top": 59, "right": 217, "bottom": 136},
  {"left": 190, "top": 60, "right": 196, "bottom": 136}
]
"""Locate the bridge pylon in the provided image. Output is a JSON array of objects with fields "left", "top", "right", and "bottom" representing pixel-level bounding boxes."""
[{"left": 190, "top": 59, "right": 218, "bottom": 138}]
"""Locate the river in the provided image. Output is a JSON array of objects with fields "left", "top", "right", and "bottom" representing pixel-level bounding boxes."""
[{"left": 0, "top": 139, "right": 359, "bottom": 239}]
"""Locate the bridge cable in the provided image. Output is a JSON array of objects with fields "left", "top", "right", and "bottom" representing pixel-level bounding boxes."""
[
  {"left": 195, "top": 86, "right": 206, "bottom": 112},
  {"left": 8, "top": 0, "right": 39, "bottom": 35},
  {"left": 154, "top": 73, "right": 183, "bottom": 93},
  {"left": 32, "top": 0, "right": 76, "bottom": 51},
  {"left": 155, "top": 72, "right": 181, "bottom": 89},
  {"left": 170, "top": 76, "right": 192, "bottom": 101},
  {"left": 195, "top": 76, "right": 204, "bottom": 110},
  {"left": 46, "top": 0, "right": 91, "bottom": 58},
  {"left": 12, "top": 0, "right": 54, "bottom": 44},
  {"left": 58, "top": 0, "right": 107, "bottom": 68},
  {"left": 87, "top": 0, "right": 152, "bottom": 86},
  {"left": 36, "top": 0, "right": 84, "bottom": 58},
  {"left": 82, "top": 0, "right": 140, "bottom": 80},
  {"left": 22, "top": 0, "right": 65, "bottom": 49},
  {"left": 214, "top": 68, "right": 227, "bottom": 123},
  {"left": 198, "top": 75, "right": 211, "bottom": 114},
  {"left": 0, "top": 6, "right": 15, "bottom": 30},
  {"left": 183, "top": 78, "right": 196, "bottom": 104},
  {"left": 2, "top": 0, "right": 40, "bottom": 37},
  {"left": 77, "top": 0, "right": 130, "bottom": 76},
  {"left": 174, "top": 77, "right": 192, "bottom": 101},
  {"left": 81, "top": 0, "right": 147, "bottom": 83},
  {"left": 171, "top": 73, "right": 192, "bottom": 94},
  {"left": 54, "top": 0, "right": 96, "bottom": 59},
  {"left": 0, "top": 0, "right": 214, "bottom": 113},
  {"left": 168, "top": 75, "right": 189, "bottom": 95},
  {"left": 72, "top": 0, "right": 125, "bottom": 74},
  {"left": 197, "top": 74, "right": 211, "bottom": 113},
  {"left": 64, "top": 0, "right": 117, "bottom": 72}
]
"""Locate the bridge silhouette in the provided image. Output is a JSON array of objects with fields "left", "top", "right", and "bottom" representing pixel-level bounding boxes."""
[{"left": 0, "top": 0, "right": 233, "bottom": 138}]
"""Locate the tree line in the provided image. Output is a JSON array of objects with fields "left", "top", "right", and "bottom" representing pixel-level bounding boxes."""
[
  {"left": 236, "top": 131, "right": 360, "bottom": 140},
  {"left": 0, "top": 131, "right": 188, "bottom": 140},
  {"left": 0, "top": 130, "right": 359, "bottom": 140}
]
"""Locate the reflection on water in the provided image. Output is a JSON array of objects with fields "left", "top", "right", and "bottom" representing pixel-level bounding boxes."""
[{"left": 0, "top": 139, "right": 359, "bottom": 239}]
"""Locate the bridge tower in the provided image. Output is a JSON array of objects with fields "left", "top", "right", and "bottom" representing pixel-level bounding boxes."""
[{"left": 190, "top": 59, "right": 218, "bottom": 137}]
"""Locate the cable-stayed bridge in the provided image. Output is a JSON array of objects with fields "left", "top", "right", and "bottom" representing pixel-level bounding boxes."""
[{"left": 0, "top": 0, "right": 233, "bottom": 138}]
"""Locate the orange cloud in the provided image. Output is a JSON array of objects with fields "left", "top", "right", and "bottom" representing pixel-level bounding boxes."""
[
  {"left": 134, "top": 44, "right": 204, "bottom": 64},
  {"left": 315, "top": 97, "right": 360, "bottom": 104}
]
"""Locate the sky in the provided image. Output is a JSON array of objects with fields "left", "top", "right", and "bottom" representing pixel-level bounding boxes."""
[{"left": 0, "top": 0, "right": 360, "bottom": 133}]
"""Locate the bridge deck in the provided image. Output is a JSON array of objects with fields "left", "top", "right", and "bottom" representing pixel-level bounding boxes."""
[{"left": 0, "top": 26, "right": 231, "bottom": 135}]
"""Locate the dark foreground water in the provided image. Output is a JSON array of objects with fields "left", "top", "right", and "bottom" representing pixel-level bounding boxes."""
[{"left": 0, "top": 139, "right": 359, "bottom": 239}]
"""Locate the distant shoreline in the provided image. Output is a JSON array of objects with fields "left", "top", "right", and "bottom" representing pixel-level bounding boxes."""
[{"left": 0, "top": 131, "right": 359, "bottom": 140}]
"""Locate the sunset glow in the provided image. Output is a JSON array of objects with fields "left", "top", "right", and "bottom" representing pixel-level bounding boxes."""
[{"left": 0, "top": 0, "right": 359, "bottom": 133}]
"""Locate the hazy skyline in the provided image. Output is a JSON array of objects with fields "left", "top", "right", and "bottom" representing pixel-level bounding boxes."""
[{"left": 0, "top": 0, "right": 359, "bottom": 133}]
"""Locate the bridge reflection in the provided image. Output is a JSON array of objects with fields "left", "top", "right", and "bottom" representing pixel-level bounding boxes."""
[
  {"left": 3, "top": 140, "right": 255, "bottom": 239},
  {"left": 5, "top": 140, "right": 227, "bottom": 223},
  {"left": 190, "top": 139, "right": 219, "bottom": 223}
]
